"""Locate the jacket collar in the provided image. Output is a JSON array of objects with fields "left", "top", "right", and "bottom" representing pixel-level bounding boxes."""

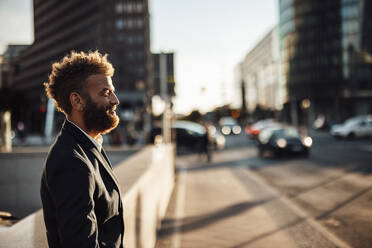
[
  {"left": 62, "top": 119, "right": 95, "bottom": 150},
  {"left": 66, "top": 119, "right": 102, "bottom": 151}
]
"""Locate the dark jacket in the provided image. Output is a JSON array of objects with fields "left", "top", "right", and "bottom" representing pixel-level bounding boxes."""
[{"left": 40, "top": 120, "right": 124, "bottom": 248}]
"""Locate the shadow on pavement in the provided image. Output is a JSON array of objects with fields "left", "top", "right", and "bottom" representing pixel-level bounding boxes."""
[
  {"left": 157, "top": 197, "right": 312, "bottom": 248},
  {"left": 157, "top": 199, "right": 274, "bottom": 238},
  {"left": 229, "top": 217, "right": 306, "bottom": 248},
  {"left": 175, "top": 156, "right": 281, "bottom": 173}
]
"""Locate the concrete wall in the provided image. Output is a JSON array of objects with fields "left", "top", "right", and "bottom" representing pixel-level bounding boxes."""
[
  {"left": 119, "top": 145, "right": 175, "bottom": 248},
  {"left": 0, "top": 148, "right": 137, "bottom": 218},
  {"left": 0, "top": 152, "right": 47, "bottom": 219},
  {"left": 0, "top": 144, "right": 175, "bottom": 248}
]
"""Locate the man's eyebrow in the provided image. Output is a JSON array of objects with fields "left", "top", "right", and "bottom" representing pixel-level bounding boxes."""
[{"left": 101, "top": 86, "right": 115, "bottom": 92}]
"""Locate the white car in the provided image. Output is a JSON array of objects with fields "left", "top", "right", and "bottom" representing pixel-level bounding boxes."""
[{"left": 330, "top": 115, "right": 372, "bottom": 139}]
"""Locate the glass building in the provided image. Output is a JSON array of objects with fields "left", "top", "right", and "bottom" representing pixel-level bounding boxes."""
[{"left": 279, "top": 0, "right": 372, "bottom": 125}]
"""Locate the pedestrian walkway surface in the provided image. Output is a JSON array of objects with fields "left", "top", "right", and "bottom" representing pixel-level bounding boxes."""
[{"left": 155, "top": 148, "right": 347, "bottom": 248}]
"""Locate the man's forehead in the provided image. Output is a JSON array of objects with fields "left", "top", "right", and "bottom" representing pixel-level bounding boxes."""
[{"left": 86, "top": 74, "right": 114, "bottom": 88}]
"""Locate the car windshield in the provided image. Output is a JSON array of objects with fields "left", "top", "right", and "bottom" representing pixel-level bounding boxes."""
[
  {"left": 172, "top": 121, "right": 206, "bottom": 135},
  {"left": 344, "top": 117, "right": 363, "bottom": 127},
  {"left": 273, "top": 128, "right": 300, "bottom": 139},
  {"left": 219, "top": 117, "right": 237, "bottom": 126},
  {"left": 252, "top": 119, "right": 274, "bottom": 128}
]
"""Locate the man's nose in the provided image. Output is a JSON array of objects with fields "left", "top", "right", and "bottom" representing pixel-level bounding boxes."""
[{"left": 111, "top": 92, "right": 120, "bottom": 105}]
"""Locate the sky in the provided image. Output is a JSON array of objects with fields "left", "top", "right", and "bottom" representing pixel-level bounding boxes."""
[{"left": 0, "top": 0, "right": 278, "bottom": 114}]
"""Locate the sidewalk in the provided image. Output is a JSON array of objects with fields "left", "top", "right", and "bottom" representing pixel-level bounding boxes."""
[{"left": 155, "top": 149, "right": 349, "bottom": 248}]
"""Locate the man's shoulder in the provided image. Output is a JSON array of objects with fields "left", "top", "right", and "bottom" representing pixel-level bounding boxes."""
[
  {"left": 45, "top": 129, "right": 90, "bottom": 171},
  {"left": 49, "top": 129, "right": 79, "bottom": 155}
]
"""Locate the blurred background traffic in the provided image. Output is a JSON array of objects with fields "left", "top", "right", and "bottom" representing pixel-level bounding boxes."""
[
  {"left": 0, "top": 0, "right": 371, "bottom": 150},
  {"left": 0, "top": 0, "right": 371, "bottom": 152}
]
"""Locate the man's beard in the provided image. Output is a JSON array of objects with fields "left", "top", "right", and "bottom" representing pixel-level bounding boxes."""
[{"left": 83, "top": 96, "right": 119, "bottom": 135}]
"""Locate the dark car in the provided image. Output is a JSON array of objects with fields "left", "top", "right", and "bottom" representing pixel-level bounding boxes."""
[
  {"left": 172, "top": 121, "right": 208, "bottom": 153},
  {"left": 148, "top": 121, "right": 209, "bottom": 154},
  {"left": 257, "top": 126, "right": 312, "bottom": 157}
]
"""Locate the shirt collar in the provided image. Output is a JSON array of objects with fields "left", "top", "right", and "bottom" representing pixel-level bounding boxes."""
[{"left": 66, "top": 119, "right": 102, "bottom": 152}]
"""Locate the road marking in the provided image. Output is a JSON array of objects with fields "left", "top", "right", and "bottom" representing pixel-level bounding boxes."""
[
  {"left": 171, "top": 161, "right": 188, "bottom": 248},
  {"left": 241, "top": 167, "right": 353, "bottom": 248}
]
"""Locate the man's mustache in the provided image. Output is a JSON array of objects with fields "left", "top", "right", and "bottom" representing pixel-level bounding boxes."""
[{"left": 106, "top": 105, "right": 116, "bottom": 112}]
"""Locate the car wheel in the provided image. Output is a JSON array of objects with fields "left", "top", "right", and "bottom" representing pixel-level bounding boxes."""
[
  {"left": 347, "top": 132, "right": 355, "bottom": 139},
  {"left": 302, "top": 149, "right": 310, "bottom": 158},
  {"left": 258, "top": 148, "right": 264, "bottom": 158}
]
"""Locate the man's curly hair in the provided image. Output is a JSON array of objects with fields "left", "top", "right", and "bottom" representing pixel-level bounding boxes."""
[{"left": 44, "top": 50, "right": 114, "bottom": 115}]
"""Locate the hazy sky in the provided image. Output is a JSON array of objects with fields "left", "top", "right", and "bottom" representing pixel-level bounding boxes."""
[
  {"left": 0, "top": 0, "right": 278, "bottom": 114},
  {"left": 0, "top": 0, "right": 33, "bottom": 49}
]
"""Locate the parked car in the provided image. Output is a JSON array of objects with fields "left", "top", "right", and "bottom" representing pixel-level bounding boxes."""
[
  {"left": 219, "top": 117, "right": 241, "bottom": 135},
  {"left": 257, "top": 126, "right": 312, "bottom": 157},
  {"left": 246, "top": 119, "right": 282, "bottom": 139},
  {"left": 148, "top": 121, "right": 211, "bottom": 153},
  {"left": 330, "top": 115, "right": 372, "bottom": 139},
  {"left": 172, "top": 121, "right": 209, "bottom": 152}
]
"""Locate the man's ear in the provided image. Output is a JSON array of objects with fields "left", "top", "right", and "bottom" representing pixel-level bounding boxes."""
[{"left": 70, "top": 92, "right": 85, "bottom": 112}]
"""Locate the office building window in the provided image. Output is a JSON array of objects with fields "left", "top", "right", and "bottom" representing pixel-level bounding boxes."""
[
  {"left": 127, "top": 19, "right": 134, "bottom": 28},
  {"left": 125, "top": 2, "right": 134, "bottom": 13},
  {"left": 137, "top": 19, "right": 144, "bottom": 28},
  {"left": 136, "top": 51, "right": 144, "bottom": 59},
  {"left": 342, "top": 0, "right": 358, "bottom": 4},
  {"left": 105, "top": 20, "right": 112, "bottom": 28},
  {"left": 137, "top": 35, "right": 144, "bottom": 44},
  {"left": 342, "top": 20, "right": 359, "bottom": 34},
  {"left": 136, "top": 3, "right": 143, "bottom": 12},
  {"left": 104, "top": 4, "right": 112, "bottom": 12},
  {"left": 127, "top": 51, "right": 134, "bottom": 60},
  {"left": 116, "top": 19, "right": 124, "bottom": 29},
  {"left": 280, "top": 0, "right": 294, "bottom": 10},
  {"left": 342, "top": 5, "right": 359, "bottom": 19},
  {"left": 116, "top": 33, "right": 125, "bottom": 42},
  {"left": 137, "top": 66, "right": 145, "bottom": 76},
  {"left": 116, "top": 3, "right": 124, "bottom": 13},
  {"left": 126, "top": 36, "right": 134, "bottom": 44}
]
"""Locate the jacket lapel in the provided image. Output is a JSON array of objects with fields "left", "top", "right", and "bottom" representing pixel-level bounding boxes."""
[
  {"left": 100, "top": 149, "right": 112, "bottom": 168},
  {"left": 63, "top": 120, "right": 122, "bottom": 194},
  {"left": 90, "top": 147, "right": 122, "bottom": 193}
]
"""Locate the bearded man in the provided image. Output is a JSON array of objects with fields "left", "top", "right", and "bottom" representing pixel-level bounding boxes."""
[{"left": 40, "top": 51, "right": 124, "bottom": 248}]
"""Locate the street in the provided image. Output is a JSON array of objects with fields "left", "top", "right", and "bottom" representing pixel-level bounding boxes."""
[
  {"left": 248, "top": 130, "right": 372, "bottom": 248},
  {"left": 156, "top": 130, "right": 372, "bottom": 248}
]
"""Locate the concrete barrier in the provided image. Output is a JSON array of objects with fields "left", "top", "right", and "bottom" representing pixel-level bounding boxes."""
[
  {"left": 0, "top": 151, "right": 48, "bottom": 219},
  {"left": 0, "top": 147, "right": 138, "bottom": 218},
  {"left": 0, "top": 144, "right": 175, "bottom": 248}
]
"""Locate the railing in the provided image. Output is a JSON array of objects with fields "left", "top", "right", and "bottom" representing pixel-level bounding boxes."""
[{"left": 0, "top": 144, "right": 175, "bottom": 248}]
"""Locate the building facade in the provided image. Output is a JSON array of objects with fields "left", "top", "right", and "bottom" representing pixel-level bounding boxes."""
[
  {"left": 279, "top": 0, "right": 372, "bottom": 125},
  {"left": 11, "top": 0, "right": 151, "bottom": 133},
  {"left": 0, "top": 45, "right": 29, "bottom": 89},
  {"left": 152, "top": 52, "right": 175, "bottom": 98},
  {"left": 0, "top": 45, "right": 29, "bottom": 131},
  {"left": 239, "top": 26, "right": 283, "bottom": 114},
  {"left": 341, "top": 0, "right": 372, "bottom": 115}
]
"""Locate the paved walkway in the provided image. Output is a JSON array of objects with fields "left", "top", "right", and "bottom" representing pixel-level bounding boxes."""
[{"left": 155, "top": 148, "right": 350, "bottom": 248}]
